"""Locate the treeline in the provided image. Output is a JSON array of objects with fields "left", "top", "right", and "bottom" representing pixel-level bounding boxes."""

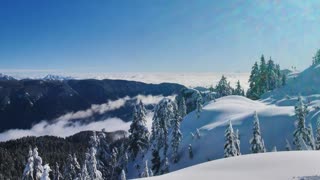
[{"left": 247, "top": 55, "right": 286, "bottom": 100}]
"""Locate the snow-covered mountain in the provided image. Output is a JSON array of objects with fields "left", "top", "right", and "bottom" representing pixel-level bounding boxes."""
[
  {"left": 142, "top": 151, "right": 320, "bottom": 180},
  {"left": 0, "top": 73, "right": 15, "bottom": 80},
  {"left": 42, "top": 74, "right": 73, "bottom": 81}
]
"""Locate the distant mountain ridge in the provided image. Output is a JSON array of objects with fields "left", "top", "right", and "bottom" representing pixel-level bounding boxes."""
[{"left": 0, "top": 78, "right": 185, "bottom": 132}]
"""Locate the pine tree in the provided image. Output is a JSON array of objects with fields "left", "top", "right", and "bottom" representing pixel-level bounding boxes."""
[
  {"left": 266, "top": 58, "right": 277, "bottom": 90},
  {"left": 250, "top": 112, "right": 266, "bottom": 153},
  {"left": 196, "top": 97, "right": 202, "bottom": 119},
  {"left": 52, "top": 163, "right": 62, "bottom": 180},
  {"left": 63, "top": 154, "right": 78, "bottom": 180},
  {"left": 161, "top": 157, "right": 170, "bottom": 174},
  {"left": 86, "top": 147, "right": 103, "bottom": 180},
  {"left": 178, "top": 97, "right": 187, "bottom": 118},
  {"left": 224, "top": 121, "right": 238, "bottom": 158},
  {"left": 315, "top": 116, "right": 320, "bottom": 150},
  {"left": 128, "top": 101, "right": 150, "bottom": 159},
  {"left": 188, "top": 144, "right": 193, "bottom": 159},
  {"left": 235, "top": 129, "right": 241, "bottom": 156},
  {"left": 22, "top": 147, "right": 34, "bottom": 180},
  {"left": 33, "top": 147, "right": 44, "bottom": 180},
  {"left": 151, "top": 149, "right": 161, "bottom": 175},
  {"left": 247, "top": 62, "right": 260, "bottom": 100},
  {"left": 151, "top": 98, "right": 177, "bottom": 157},
  {"left": 233, "top": 80, "right": 245, "bottom": 96},
  {"left": 259, "top": 55, "right": 268, "bottom": 94},
  {"left": 40, "top": 164, "right": 51, "bottom": 180},
  {"left": 79, "top": 162, "right": 89, "bottom": 180},
  {"left": 285, "top": 139, "right": 292, "bottom": 151},
  {"left": 215, "top": 75, "right": 233, "bottom": 97},
  {"left": 120, "top": 170, "right": 126, "bottom": 180},
  {"left": 141, "top": 161, "right": 149, "bottom": 178},
  {"left": 293, "top": 96, "right": 314, "bottom": 150},
  {"left": 171, "top": 114, "right": 182, "bottom": 163},
  {"left": 313, "top": 49, "right": 320, "bottom": 65},
  {"left": 195, "top": 128, "right": 201, "bottom": 139}
]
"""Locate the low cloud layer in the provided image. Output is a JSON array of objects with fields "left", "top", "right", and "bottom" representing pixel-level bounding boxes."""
[{"left": 0, "top": 94, "right": 168, "bottom": 142}]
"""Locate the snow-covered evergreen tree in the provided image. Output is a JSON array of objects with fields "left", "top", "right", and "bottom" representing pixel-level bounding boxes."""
[
  {"left": 313, "top": 49, "right": 320, "bottom": 65},
  {"left": 233, "top": 80, "right": 245, "bottom": 96},
  {"left": 22, "top": 147, "right": 34, "bottom": 180},
  {"left": 86, "top": 147, "right": 103, "bottom": 180},
  {"left": 128, "top": 101, "right": 150, "bottom": 159},
  {"left": 177, "top": 97, "right": 187, "bottom": 118},
  {"left": 215, "top": 75, "right": 233, "bottom": 97},
  {"left": 293, "top": 96, "right": 314, "bottom": 150},
  {"left": 63, "top": 154, "right": 78, "bottom": 180},
  {"left": 259, "top": 55, "right": 268, "bottom": 94},
  {"left": 151, "top": 149, "right": 161, "bottom": 175},
  {"left": 196, "top": 97, "right": 202, "bottom": 119},
  {"left": 52, "top": 163, "right": 62, "bottom": 180},
  {"left": 171, "top": 114, "right": 182, "bottom": 163},
  {"left": 141, "top": 161, "right": 149, "bottom": 178},
  {"left": 120, "top": 170, "right": 126, "bottom": 180},
  {"left": 188, "top": 144, "right": 193, "bottom": 159},
  {"left": 315, "top": 116, "right": 320, "bottom": 150},
  {"left": 272, "top": 146, "right": 277, "bottom": 152},
  {"left": 235, "top": 129, "right": 241, "bottom": 156},
  {"left": 195, "top": 128, "right": 201, "bottom": 139},
  {"left": 267, "top": 58, "right": 277, "bottom": 90},
  {"left": 247, "top": 62, "right": 260, "bottom": 100},
  {"left": 250, "top": 112, "right": 266, "bottom": 153},
  {"left": 40, "top": 164, "right": 51, "bottom": 180},
  {"left": 151, "top": 98, "right": 177, "bottom": 156},
  {"left": 33, "top": 147, "right": 44, "bottom": 180},
  {"left": 161, "top": 157, "right": 170, "bottom": 174},
  {"left": 79, "top": 162, "right": 89, "bottom": 180},
  {"left": 285, "top": 139, "right": 292, "bottom": 151},
  {"left": 224, "top": 121, "right": 238, "bottom": 158}
]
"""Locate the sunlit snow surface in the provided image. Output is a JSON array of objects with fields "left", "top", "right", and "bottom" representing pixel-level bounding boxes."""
[{"left": 140, "top": 151, "right": 320, "bottom": 180}]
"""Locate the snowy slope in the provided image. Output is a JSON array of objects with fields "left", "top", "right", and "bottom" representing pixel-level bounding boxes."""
[
  {"left": 167, "top": 96, "right": 295, "bottom": 172},
  {"left": 141, "top": 151, "right": 320, "bottom": 180}
]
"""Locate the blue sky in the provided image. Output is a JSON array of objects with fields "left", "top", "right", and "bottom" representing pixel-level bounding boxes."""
[{"left": 0, "top": 0, "right": 319, "bottom": 72}]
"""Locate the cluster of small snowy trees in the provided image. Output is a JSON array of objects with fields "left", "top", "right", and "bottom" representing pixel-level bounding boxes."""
[
  {"left": 215, "top": 76, "right": 245, "bottom": 98},
  {"left": 312, "top": 49, "right": 320, "bottom": 65},
  {"left": 224, "top": 111, "right": 266, "bottom": 158},
  {"left": 247, "top": 55, "right": 286, "bottom": 100}
]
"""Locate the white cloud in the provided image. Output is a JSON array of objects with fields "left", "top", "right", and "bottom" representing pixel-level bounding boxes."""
[{"left": 0, "top": 94, "right": 165, "bottom": 142}]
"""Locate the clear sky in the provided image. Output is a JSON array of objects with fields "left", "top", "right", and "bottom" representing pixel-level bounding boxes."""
[{"left": 0, "top": 0, "right": 319, "bottom": 73}]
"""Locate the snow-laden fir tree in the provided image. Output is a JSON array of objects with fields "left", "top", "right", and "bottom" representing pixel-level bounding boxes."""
[
  {"left": 247, "top": 62, "right": 260, "bottom": 100},
  {"left": 151, "top": 149, "right": 161, "bottom": 175},
  {"left": 177, "top": 96, "right": 187, "bottom": 118},
  {"left": 315, "top": 116, "right": 320, "bottom": 150},
  {"left": 161, "top": 157, "right": 170, "bottom": 174},
  {"left": 224, "top": 121, "right": 238, "bottom": 158},
  {"left": 171, "top": 113, "right": 182, "bottom": 163},
  {"left": 259, "top": 55, "right": 268, "bottom": 94},
  {"left": 308, "top": 123, "right": 315, "bottom": 149},
  {"left": 215, "top": 75, "right": 233, "bottom": 97},
  {"left": 266, "top": 57, "right": 278, "bottom": 91},
  {"left": 52, "top": 163, "right": 62, "bottom": 180},
  {"left": 128, "top": 101, "right": 150, "bottom": 159},
  {"left": 285, "top": 139, "right": 292, "bottom": 151},
  {"left": 233, "top": 80, "right": 245, "bottom": 96},
  {"left": 235, "top": 129, "right": 241, "bottom": 156},
  {"left": 151, "top": 98, "right": 178, "bottom": 156},
  {"left": 85, "top": 147, "right": 103, "bottom": 180},
  {"left": 250, "top": 112, "right": 266, "bottom": 153},
  {"left": 22, "top": 147, "right": 34, "bottom": 180},
  {"left": 79, "top": 162, "right": 89, "bottom": 180},
  {"left": 293, "top": 96, "right": 314, "bottom": 150},
  {"left": 63, "top": 154, "right": 79, "bottom": 180},
  {"left": 312, "top": 49, "right": 320, "bottom": 65},
  {"left": 120, "top": 169, "right": 126, "bottom": 180},
  {"left": 188, "top": 144, "right": 193, "bottom": 159},
  {"left": 33, "top": 147, "right": 44, "bottom": 180},
  {"left": 141, "top": 160, "right": 149, "bottom": 178},
  {"left": 272, "top": 146, "right": 277, "bottom": 152},
  {"left": 40, "top": 164, "right": 51, "bottom": 180},
  {"left": 196, "top": 97, "right": 202, "bottom": 119},
  {"left": 110, "top": 147, "right": 118, "bottom": 179},
  {"left": 195, "top": 128, "right": 201, "bottom": 139}
]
